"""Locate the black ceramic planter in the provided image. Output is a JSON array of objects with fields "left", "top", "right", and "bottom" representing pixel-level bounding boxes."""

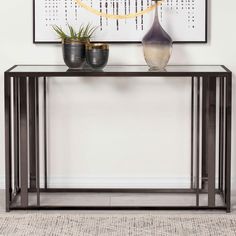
[
  {"left": 86, "top": 43, "right": 109, "bottom": 70},
  {"left": 62, "top": 39, "right": 86, "bottom": 69}
]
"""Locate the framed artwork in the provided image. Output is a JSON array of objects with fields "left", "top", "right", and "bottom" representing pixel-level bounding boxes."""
[{"left": 33, "top": 0, "right": 207, "bottom": 43}]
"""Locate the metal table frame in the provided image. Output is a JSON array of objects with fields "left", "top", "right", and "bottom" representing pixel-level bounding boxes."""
[{"left": 4, "top": 65, "right": 232, "bottom": 212}]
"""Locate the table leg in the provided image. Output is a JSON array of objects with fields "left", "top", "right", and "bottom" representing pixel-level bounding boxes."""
[
  {"left": 208, "top": 77, "right": 216, "bottom": 207},
  {"left": 29, "top": 78, "right": 36, "bottom": 190},
  {"left": 44, "top": 77, "right": 48, "bottom": 189},
  {"left": 5, "top": 74, "right": 12, "bottom": 212},
  {"left": 202, "top": 77, "right": 217, "bottom": 207},
  {"left": 190, "top": 77, "right": 194, "bottom": 189},
  {"left": 35, "top": 77, "right": 40, "bottom": 206},
  {"left": 218, "top": 77, "right": 224, "bottom": 192},
  {"left": 13, "top": 77, "right": 20, "bottom": 193},
  {"left": 196, "top": 77, "right": 200, "bottom": 206},
  {"left": 201, "top": 80, "right": 207, "bottom": 189},
  {"left": 19, "top": 77, "right": 28, "bottom": 207},
  {"left": 225, "top": 74, "right": 232, "bottom": 212}
]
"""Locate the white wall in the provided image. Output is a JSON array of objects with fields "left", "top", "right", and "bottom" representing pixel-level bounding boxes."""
[{"left": 0, "top": 0, "right": 235, "bottom": 189}]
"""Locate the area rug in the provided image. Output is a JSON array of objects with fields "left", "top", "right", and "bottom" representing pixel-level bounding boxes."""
[{"left": 0, "top": 214, "right": 236, "bottom": 236}]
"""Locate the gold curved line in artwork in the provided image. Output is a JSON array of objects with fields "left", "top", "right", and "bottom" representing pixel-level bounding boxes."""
[{"left": 75, "top": 0, "right": 162, "bottom": 20}]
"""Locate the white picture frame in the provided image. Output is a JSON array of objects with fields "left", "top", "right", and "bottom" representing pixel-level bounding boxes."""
[{"left": 33, "top": 0, "right": 207, "bottom": 43}]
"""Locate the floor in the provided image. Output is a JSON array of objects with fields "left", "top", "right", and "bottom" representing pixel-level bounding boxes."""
[{"left": 1, "top": 190, "right": 236, "bottom": 214}]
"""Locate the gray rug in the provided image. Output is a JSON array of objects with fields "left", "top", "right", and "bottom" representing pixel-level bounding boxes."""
[{"left": 0, "top": 214, "right": 236, "bottom": 236}]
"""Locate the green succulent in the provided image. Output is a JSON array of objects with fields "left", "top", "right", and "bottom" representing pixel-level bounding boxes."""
[
  {"left": 52, "top": 23, "right": 97, "bottom": 42},
  {"left": 52, "top": 25, "right": 68, "bottom": 40}
]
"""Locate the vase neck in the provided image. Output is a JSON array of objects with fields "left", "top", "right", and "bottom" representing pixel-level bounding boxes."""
[{"left": 153, "top": 4, "right": 160, "bottom": 27}]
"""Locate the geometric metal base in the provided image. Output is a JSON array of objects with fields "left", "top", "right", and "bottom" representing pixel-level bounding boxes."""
[{"left": 9, "top": 188, "right": 229, "bottom": 212}]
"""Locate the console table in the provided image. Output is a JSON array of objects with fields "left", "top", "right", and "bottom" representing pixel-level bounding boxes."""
[{"left": 4, "top": 65, "right": 232, "bottom": 212}]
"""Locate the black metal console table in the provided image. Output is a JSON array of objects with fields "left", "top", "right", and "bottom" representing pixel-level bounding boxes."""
[{"left": 4, "top": 65, "right": 232, "bottom": 212}]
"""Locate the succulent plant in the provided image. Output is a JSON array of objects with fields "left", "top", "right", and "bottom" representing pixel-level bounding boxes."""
[{"left": 52, "top": 23, "right": 97, "bottom": 42}]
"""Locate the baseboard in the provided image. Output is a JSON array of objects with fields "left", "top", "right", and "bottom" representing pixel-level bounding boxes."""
[
  {"left": 0, "top": 176, "right": 236, "bottom": 190},
  {"left": 41, "top": 177, "right": 191, "bottom": 189},
  {"left": 0, "top": 176, "right": 4, "bottom": 190},
  {"left": 0, "top": 176, "right": 191, "bottom": 189}
]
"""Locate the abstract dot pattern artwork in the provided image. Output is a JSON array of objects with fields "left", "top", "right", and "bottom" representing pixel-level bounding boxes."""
[{"left": 34, "top": 0, "right": 207, "bottom": 43}]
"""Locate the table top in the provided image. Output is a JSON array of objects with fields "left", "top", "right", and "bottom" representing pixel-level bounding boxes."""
[{"left": 5, "top": 65, "right": 231, "bottom": 77}]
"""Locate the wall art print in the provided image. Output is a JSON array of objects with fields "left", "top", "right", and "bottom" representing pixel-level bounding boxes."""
[{"left": 34, "top": 0, "right": 207, "bottom": 43}]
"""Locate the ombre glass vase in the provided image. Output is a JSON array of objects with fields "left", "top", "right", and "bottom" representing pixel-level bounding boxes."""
[{"left": 142, "top": 0, "right": 172, "bottom": 71}]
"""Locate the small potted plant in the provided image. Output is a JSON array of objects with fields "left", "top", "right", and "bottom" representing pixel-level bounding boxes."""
[{"left": 53, "top": 24, "right": 97, "bottom": 69}]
